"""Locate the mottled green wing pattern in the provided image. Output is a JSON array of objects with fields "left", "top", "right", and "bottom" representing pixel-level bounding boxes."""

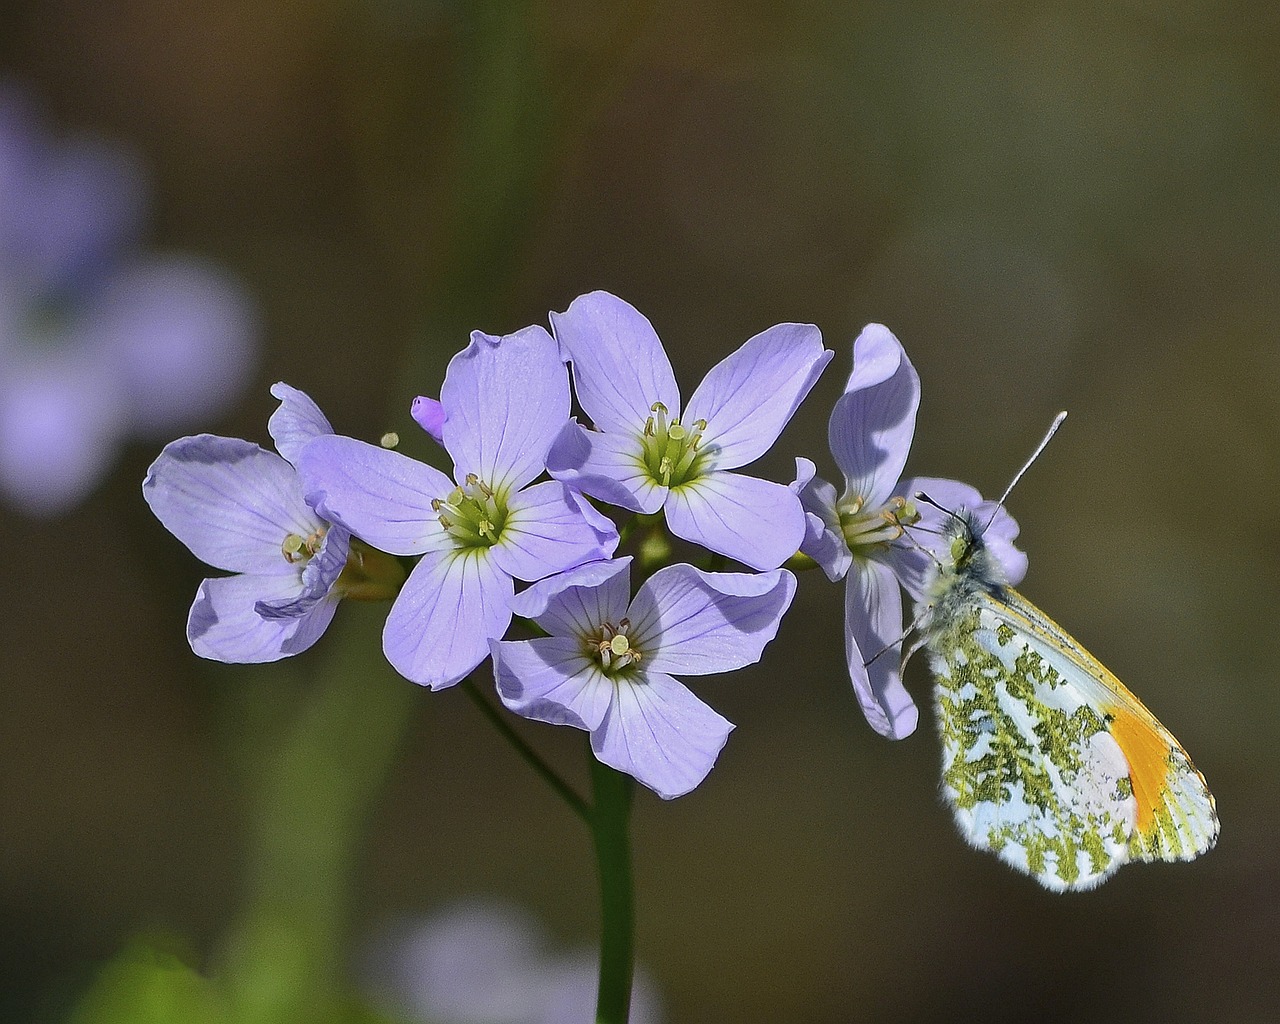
[{"left": 929, "top": 600, "right": 1139, "bottom": 891}]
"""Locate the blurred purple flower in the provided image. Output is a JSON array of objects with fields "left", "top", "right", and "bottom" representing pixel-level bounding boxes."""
[
  {"left": 0, "top": 83, "right": 254, "bottom": 516},
  {"left": 792, "top": 324, "right": 1026, "bottom": 739},
  {"left": 298, "top": 326, "right": 618, "bottom": 689},
  {"left": 546, "top": 291, "right": 832, "bottom": 570},
  {"left": 367, "top": 900, "right": 664, "bottom": 1024},
  {"left": 491, "top": 556, "right": 795, "bottom": 798},
  {"left": 143, "top": 383, "right": 350, "bottom": 662}
]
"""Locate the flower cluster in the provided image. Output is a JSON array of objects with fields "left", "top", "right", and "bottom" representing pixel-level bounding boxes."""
[
  {"left": 1, "top": 83, "right": 255, "bottom": 516},
  {"left": 145, "top": 291, "right": 1025, "bottom": 798}
]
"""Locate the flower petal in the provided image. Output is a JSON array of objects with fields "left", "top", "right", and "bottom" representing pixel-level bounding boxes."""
[
  {"left": 297, "top": 435, "right": 453, "bottom": 556},
  {"left": 629, "top": 564, "right": 795, "bottom": 676},
  {"left": 509, "top": 557, "right": 632, "bottom": 637},
  {"left": 546, "top": 421, "right": 666, "bottom": 514},
  {"left": 492, "top": 480, "right": 620, "bottom": 582},
  {"left": 830, "top": 324, "right": 920, "bottom": 507},
  {"left": 188, "top": 573, "right": 338, "bottom": 662},
  {"left": 383, "top": 548, "right": 513, "bottom": 689},
  {"left": 684, "top": 323, "right": 831, "bottom": 470},
  {"left": 440, "top": 325, "right": 568, "bottom": 493},
  {"left": 411, "top": 396, "right": 446, "bottom": 445},
  {"left": 256, "top": 525, "right": 350, "bottom": 619},
  {"left": 144, "top": 434, "right": 319, "bottom": 574},
  {"left": 550, "top": 291, "right": 680, "bottom": 433},
  {"left": 664, "top": 470, "right": 804, "bottom": 571},
  {"left": 268, "top": 381, "right": 333, "bottom": 467},
  {"left": 592, "top": 672, "right": 733, "bottom": 799},
  {"left": 491, "top": 636, "right": 613, "bottom": 731},
  {"left": 791, "top": 456, "right": 851, "bottom": 582},
  {"left": 844, "top": 559, "right": 918, "bottom": 740}
]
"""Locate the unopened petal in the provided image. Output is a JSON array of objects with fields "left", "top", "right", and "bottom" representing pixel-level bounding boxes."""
[
  {"left": 383, "top": 548, "right": 513, "bottom": 689},
  {"left": 298, "top": 435, "right": 453, "bottom": 556},
  {"left": 664, "top": 471, "right": 804, "bottom": 571},
  {"left": 629, "top": 564, "right": 795, "bottom": 676},
  {"left": 411, "top": 396, "right": 446, "bottom": 445},
  {"left": 550, "top": 291, "right": 680, "bottom": 434},
  {"left": 592, "top": 672, "right": 733, "bottom": 800},
  {"left": 144, "top": 435, "right": 318, "bottom": 574},
  {"left": 491, "top": 637, "right": 612, "bottom": 731},
  {"left": 684, "top": 322, "right": 831, "bottom": 471},
  {"left": 845, "top": 559, "right": 918, "bottom": 740},
  {"left": 440, "top": 326, "right": 568, "bottom": 493}
]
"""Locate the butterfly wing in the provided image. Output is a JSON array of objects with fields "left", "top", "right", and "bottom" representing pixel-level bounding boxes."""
[{"left": 929, "top": 587, "right": 1217, "bottom": 890}]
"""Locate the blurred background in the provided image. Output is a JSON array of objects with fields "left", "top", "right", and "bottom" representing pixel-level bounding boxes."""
[{"left": 1, "top": 0, "right": 1278, "bottom": 1021}]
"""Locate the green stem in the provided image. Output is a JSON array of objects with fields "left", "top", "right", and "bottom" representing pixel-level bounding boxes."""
[
  {"left": 462, "top": 678, "right": 591, "bottom": 824},
  {"left": 589, "top": 754, "right": 635, "bottom": 1024}
]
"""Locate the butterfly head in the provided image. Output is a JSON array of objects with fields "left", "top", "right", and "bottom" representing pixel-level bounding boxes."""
[{"left": 924, "top": 506, "right": 1010, "bottom": 607}]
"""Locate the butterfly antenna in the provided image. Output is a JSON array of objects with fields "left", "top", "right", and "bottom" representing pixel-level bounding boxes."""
[{"left": 985, "top": 410, "right": 1068, "bottom": 530}]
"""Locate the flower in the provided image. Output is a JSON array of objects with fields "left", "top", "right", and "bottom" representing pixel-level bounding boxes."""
[
  {"left": 298, "top": 326, "right": 618, "bottom": 689},
  {"left": 143, "top": 383, "right": 389, "bottom": 662},
  {"left": 545, "top": 291, "right": 832, "bottom": 570},
  {"left": 0, "top": 83, "right": 255, "bottom": 516},
  {"left": 793, "top": 324, "right": 1026, "bottom": 739},
  {"left": 490, "top": 556, "right": 795, "bottom": 798},
  {"left": 366, "top": 900, "right": 665, "bottom": 1024}
]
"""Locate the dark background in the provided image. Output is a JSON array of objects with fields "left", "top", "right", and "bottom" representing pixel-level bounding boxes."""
[{"left": 2, "top": 2, "right": 1277, "bottom": 1021}]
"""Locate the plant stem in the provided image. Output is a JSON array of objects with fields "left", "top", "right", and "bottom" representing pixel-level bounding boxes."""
[
  {"left": 589, "top": 754, "right": 635, "bottom": 1024},
  {"left": 462, "top": 677, "right": 591, "bottom": 824}
]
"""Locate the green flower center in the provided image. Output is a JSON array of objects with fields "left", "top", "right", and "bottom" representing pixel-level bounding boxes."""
[
  {"left": 640, "top": 402, "right": 712, "bottom": 487},
  {"left": 281, "top": 526, "right": 327, "bottom": 564},
  {"left": 433, "top": 474, "right": 508, "bottom": 549},
  {"left": 836, "top": 494, "right": 919, "bottom": 554},
  {"left": 590, "top": 619, "right": 642, "bottom": 676}
]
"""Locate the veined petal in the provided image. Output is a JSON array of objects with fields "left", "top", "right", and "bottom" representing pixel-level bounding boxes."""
[
  {"left": 492, "top": 480, "right": 619, "bottom": 582},
  {"left": 845, "top": 558, "right": 917, "bottom": 740},
  {"left": 684, "top": 323, "right": 831, "bottom": 470},
  {"left": 441, "top": 326, "right": 569, "bottom": 493},
  {"left": 491, "top": 637, "right": 613, "bottom": 731},
  {"left": 792, "top": 456, "right": 851, "bottom": 582},
  {"left": 188, "top": 573, "right": 338, "bottom": 663},
  {"left": 297, "top": 435, "right": 453, "bottom": 556},
  {"left": 592, "top": 672, "right": 733, "bottom": 799},
  {"left": 546, "top": 421, "right": 666, "bottom": 514},
  {"left": 256, "top": 525, "right": 350, "bottom": 619},
  {"left": 268, "top": 382, "right": 333, "bottom": 467},
  {"left": 509, "top": 557, "right": 632, "bottom": 637},
  {"left": 630, "top": 565, "right": 795, "bottom": 676},
  {"left": 892, "top": 475, "right": 1027, "bottom": 597},
  {"left": 550, "top": 291, "right": 680, "bottom": 433},
  {"left": 144, "top": 435, "right": 319, "bottom": 574},
  {"left": 830, "top": 324, "right": 920, "bottom": 507},
  {"left": 411, "top": 396, "right": 446, "bottom": 445},
  {"left": 383, "top": 548, "right": 513, "bottom": 689},
  {"left": 664, "top": 471, "right": 804, "bottom": 571}
]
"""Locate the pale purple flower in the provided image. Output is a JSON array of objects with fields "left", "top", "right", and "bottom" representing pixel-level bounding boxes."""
[
  {"left": 298, "top": 326, "right": 618, "bottom": 689},
  {"left": 491, "top": 556, "right": 795, "bottom": 799},
  {"left": 143, "top": 383, "right": 348, "bottom": 662},
  {"left": 0, "top": 84, "right": 254, "bottom": 516},
  {"left": 545, "top": 291, "right": 832, "bottom": 571},
  {"left": 793, "top": 324, "right": 1026, "bottom": 739},
  {"left": 367, "top": 900, "right": 664, "bottom": 1024}
]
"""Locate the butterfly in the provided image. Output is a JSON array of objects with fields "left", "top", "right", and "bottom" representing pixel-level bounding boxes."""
[{"left": 908, "top": 416, "right": 1219, "bottom": 891}]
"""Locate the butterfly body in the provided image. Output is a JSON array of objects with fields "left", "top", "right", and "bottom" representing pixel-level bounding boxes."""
[{"left": 916, "top": 509, "right": 1219, "bottom": 891}]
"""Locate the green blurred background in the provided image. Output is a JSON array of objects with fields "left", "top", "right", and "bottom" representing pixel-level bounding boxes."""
[{"left": 2, "top": 1, "right": 1278, "bottom": 1021}]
